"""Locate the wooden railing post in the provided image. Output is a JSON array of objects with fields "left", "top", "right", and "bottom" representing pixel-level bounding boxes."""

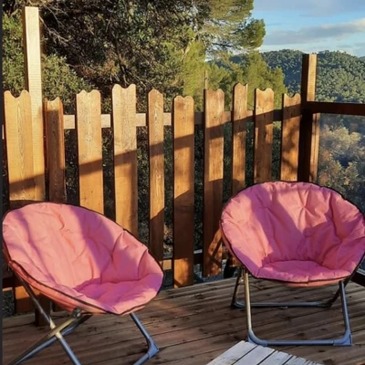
[
  {"left": 298, "top": 54, "right": 320, "bottom": 182},
  {"left": 23, "top": 6, "right": 45, "bottom": 200}
]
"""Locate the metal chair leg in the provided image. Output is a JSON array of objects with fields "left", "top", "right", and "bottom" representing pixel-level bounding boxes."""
[
  {"left": 130, "top": 313, "right": 159, "bottom": 365},
  {"left": 235, "top": 269, "right": 352, "bottom": 346}
]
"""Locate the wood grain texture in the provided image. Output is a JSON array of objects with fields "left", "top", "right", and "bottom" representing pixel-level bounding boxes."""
[
  {"left": 44, "top": 98, "right": 66, "bottom": 202},
  {"left": 232, "top": 83, "right": 250, "bottom": 194},
  {"left": 148, "top": 89, "right": 165, "bottom": 262},
  {"left": 173, "top": 96, "right": 195, "bottom": 287},
  {"left": 203, "top": 89, "right": 225, "bottom": 277},
  {"left": 254, "top": 88, "right": 274, "bottom": 183},
  {"left": 76, "top": 90, "right": 104, "bottom": 213},
  {"left": 281, "top": 93, "right": 301, "bottom": 181},
  {"left": 3, "top": 280, "right": 364, "bottom": 365},
  {"left": 112, "top": 84, "right": 138, "bottom": 235},
  {"left": 23, "top": 6, "right": 45, "bottom": 199},
  {"left": 4, "top": 91, "right": 37, "bottom": 205}
]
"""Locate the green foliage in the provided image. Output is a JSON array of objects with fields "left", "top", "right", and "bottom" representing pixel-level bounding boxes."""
[
  {"left": 42, "top": 55, "right": 93, "bottom": 112},
  {"left": 202, "top": 0, "right": 265, "bottom": 57},
  {"left": 2, "top": 13, "right": 26, "bottom": 94},
  {"left": 212, "top": 51, "right": 287, "bottom": 108},
  {"left": 261, "top": 49, "right": 303, "bottom": 95},
  {"left": 318, "top": 125, "right": 365, "bottom": 212},
  {"left": 2, "top": 12, "right": 92, "bottom": 112},
  {"left": 261, "top": 49, "right": 365, "bottom": 103},
  {"left": 261, "top": 49, "right": 365, "bottom": 212}
]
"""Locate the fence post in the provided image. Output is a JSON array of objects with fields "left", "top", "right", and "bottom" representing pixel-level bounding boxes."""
[
  {"left": 299, "top": 53, "right": 320, "bottom": 182},
  {"left": 23, "top": 6, "right": 45, "bottom": 200}
]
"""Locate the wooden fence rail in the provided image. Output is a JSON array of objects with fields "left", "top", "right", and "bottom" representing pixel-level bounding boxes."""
[{"left": 3, "top": 82, "right": 307, "bottom": 307}]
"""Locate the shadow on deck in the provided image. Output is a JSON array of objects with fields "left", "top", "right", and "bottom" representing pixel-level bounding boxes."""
[{"left": 3, "top": 278, "right": 365, "bottom": 365}]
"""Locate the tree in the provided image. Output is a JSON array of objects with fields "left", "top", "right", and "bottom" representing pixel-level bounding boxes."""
[
  {"left": 2, "top": 12, "right": 92, "bottom": 112},
  {"left": 318, "top": 125, "right": 365, "bottom": 212},
  {"left": 201, "top": 0, "right": 265, "bottom": 58},
  {"left": 3, "top": 0, "right": 267, "bottom": 110}
]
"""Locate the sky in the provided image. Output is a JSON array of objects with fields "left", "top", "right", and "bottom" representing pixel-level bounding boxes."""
[{"left": 251, "top": 0, "right": 365, "bottom": 57}]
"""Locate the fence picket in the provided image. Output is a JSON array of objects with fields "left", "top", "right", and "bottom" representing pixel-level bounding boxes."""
[
  {"left": 4, "top": 91, "right": 37, "bottom": 206},
  {"left": 112, "top": 84, "right": 138, "bottom": 236},
  {"left": 203, "top": 89, "right": 225, "bottom": 277},
  {"left": 173, "top": 96, "right": 195, "bottom": 287},
  {"left": 76, "top": 90, "right": 104, "bottom": 213},
  {"left": 44, "top": 98, "right": 66, "bottom": 202},
  {"left": 4, "top": 90, "right": 36, "bottom": 313},
  {"left": 148, "top": 89, "right": 165, "bottom": 263},
  {"left": 232, "top": 83, "right": 251, "bottom": 194},
  {"left": 254, "top": 88, "right": 274, "bottom": 183},
  {"left": 281, "top": 94, "right": 301, "bottom": 181}
]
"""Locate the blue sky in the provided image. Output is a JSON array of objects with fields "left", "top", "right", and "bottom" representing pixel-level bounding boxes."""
[{"left": 251, "top": 0, "right": 365, "bottom": 57}]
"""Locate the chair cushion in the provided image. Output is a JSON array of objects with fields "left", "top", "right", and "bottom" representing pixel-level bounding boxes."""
[
  {"left": 220, "top": 182, "right": 365, "bottom": 286},
  {"left": 3, "top": 203, "right": 163, "bottom": 314}
]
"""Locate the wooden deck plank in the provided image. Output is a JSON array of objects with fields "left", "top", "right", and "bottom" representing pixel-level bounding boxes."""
[
  {"left": 3, "top": 278, "right": 365, "bottom": 365},
  {"left": 206, "top": 341, "right": 323, "bottom": 365},
  {"left": 206, "top": 341, "right": 256, "bottom": 365}
]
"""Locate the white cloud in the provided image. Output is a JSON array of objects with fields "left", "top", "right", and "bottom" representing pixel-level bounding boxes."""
[{"left": 264, "top": 18, "right": 365, "bottom": 46}]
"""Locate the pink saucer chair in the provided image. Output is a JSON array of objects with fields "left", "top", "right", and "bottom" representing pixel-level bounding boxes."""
[
  {"left": 220, "top": 181, "right": 365, "bottom": 346},
  {"left": 3, "top": 202, "right": 163, "bottom": 365}
]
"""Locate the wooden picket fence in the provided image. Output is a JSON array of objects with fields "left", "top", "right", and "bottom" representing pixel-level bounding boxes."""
[{"left": 2, "top": 7, "right": 322, "bottom": 315}]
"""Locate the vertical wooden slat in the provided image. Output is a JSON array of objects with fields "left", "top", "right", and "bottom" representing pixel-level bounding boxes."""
[
  {"left": 44, "top": 98, "right": 66, "bottom": 202},
  {"left": 23, "top": 6, "right": 45, "bottom": 200},
  {"left": 254, "top": 88, "right": 274, "bottom": 183},
  {"left": 112, "top": 84, "right": 138, "bottom": 236},
  {"left": 203, "top": 89, "right": 225, "bottom": 277},
  {"left": 232, "top": 83, "right": 249, "bottom": 194},
  {"left": 4, "top": 91, "right": 37, "bottom": 206},
  {"left": 173, "top": 96, "right": 195, "bottom": 287},
  {"left": 299, "top": 53, "right": 319, "bottom": 182},
  {"left": 4, "top": 90, "right": 35, "bottom": 313},
  {"left": 148, "top": 89, "right": 164, "bottom": 263},
  {"left": 281, "top": 93, "right": 301, "bottom": 181},
  {"left": 76, "top": 90, "right": 104, "bottom": 213}
]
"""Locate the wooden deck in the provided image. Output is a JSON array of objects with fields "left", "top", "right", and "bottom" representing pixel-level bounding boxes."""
[
  {"left": 3, "top": 278, "right": 365, "bottom": 365},
  {"left": 207, "top": 341, "right": 322, "bottom": 365}
]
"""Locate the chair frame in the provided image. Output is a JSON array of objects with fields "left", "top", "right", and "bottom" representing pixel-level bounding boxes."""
[
  {"left": 8, "top": 276, "right": 159, "bottom": 365},
  {"left": 231, "top": 267, "right": 352, "bottom": 347}
]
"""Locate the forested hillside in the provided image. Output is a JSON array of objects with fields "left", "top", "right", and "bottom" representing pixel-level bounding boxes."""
[
  {"left": 260, "top": 49, "right": 365, "bottom": 213},
  {"left": 261, "top": 50, "right": 365, "bottom": 103}
]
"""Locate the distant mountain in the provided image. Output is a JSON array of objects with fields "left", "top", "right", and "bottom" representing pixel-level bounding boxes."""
[
  {"left": 260, "top": 50, "right": 365, "bottom": 103},
  {"left": 231, "top": 50, "right": 365, "bottom": 103}
]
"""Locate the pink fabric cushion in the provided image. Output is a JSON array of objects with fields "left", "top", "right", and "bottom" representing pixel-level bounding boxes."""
[
  {"left": 220, "top": 182, "right": 365, "bottom": 286},
  {"left": 3, "top": 203, "right": 163, "bottom": 314}
]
